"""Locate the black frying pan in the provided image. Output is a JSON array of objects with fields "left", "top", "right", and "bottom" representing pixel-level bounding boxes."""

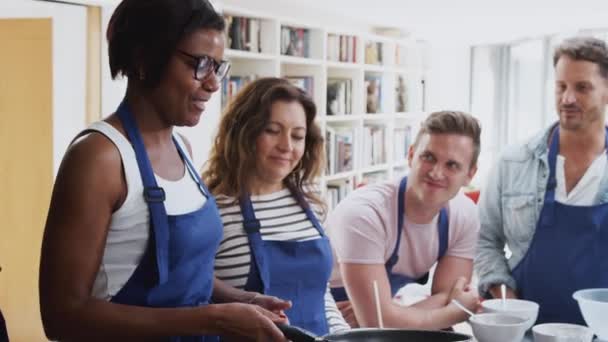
[{"left": 277, "top": 324, "right": 473, "bottom": 342}]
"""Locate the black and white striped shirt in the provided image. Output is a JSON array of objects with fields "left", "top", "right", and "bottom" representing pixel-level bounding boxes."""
[{"left": 214, "top": 188, "right": 349, "bottom": 333}]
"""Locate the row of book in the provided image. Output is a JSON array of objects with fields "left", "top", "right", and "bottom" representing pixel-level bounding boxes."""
[
  {"left": 365, "top": 41, "right": 383, "bottom": 65},
  {"left": 325, "top": 127, "right": 354, "bottom": 175},
  {"left": 221, "top": 75, "right": 314, "bottom": 109},
  {"left": 224, "top": 15, "right": 262, "bottom": 52},
  {"left": 362, "top": 125, "right": 386, "bottom": 167},
  {"left": 327, "top": 78, "right": 352, "bottom": 115},
  {"left": 327, "top": 34, "right": 357, "bottom": 63},
  {"left": 220, "top": 75, "right": 257, "bottom": 108},
  {"left": 326, "top": 178, "right": 354, "bottom": 212},
  {"left": 286, "top": 76, "right": 314, "bottom": 97},
  {"left": 222, "top": 75, "right": 422, "bottom": 114},
  {"left": 281, "top": 26, "right": 310, "bottom": 58},
  {"left": 394, "top": 126, "right": 413, "bottom": 161}
]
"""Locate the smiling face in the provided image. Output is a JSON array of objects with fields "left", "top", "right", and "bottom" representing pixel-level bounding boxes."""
[
  {"left": 407, "top": 132, "right": 477, "bottom": 207},
  {"left": 250, "top": 100, "right": 307, "bottom": 193},
  {"left": 555, "top": 55, "right": 608, "bottom": 132},
  {"left": 149, "top": 28, "right": 225, "bottom": 127}
]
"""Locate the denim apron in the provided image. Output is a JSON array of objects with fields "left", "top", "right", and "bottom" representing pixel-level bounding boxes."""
[
  {"left": 331, "top": 176, "right": 449, "bottom": 301},
  {"left": 108, "top": 101, "right": 223, "bottom": 342},
  {"left": 239, "top": 190, "right": 333, "bottom": 336},
  {"left": 512, "top": 126, "right": 608, "bottom": 324}
]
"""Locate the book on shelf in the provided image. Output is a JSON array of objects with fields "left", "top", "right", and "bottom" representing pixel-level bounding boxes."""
[
  {"left": 286, "top": 76, "right": 314, "bottom": 97},
  {"left": 327, "top": 34, "right": 357, "bottom": 63},
  {"left": 362, "top": 125, "right": 386, "bottom": 167},
  {"left": 224, "top": 15, "right": 262, "bottom": 52},
  {"left": 395, "top": 75, "right": 408, "bottom": 112},
  {"left": 364, "top": 41, "right": 383, "bottom": 65},
  {"left": 325, "top": 126, "right": 354, "bottom": 175},
  {"left": 327, "top": 78, "right": 352, "bottom": 115},
  {"left": 365, "top": 74, "right": 382, "bottom": 114},
  {"left": 395, "top": 44, "right": 404, "bottom": 67},
  {"left": 326, "top": 178, "right": 354, "bottom": 212},
  {"left": 221, "top": 74, "right": 257, "bottom": 108},
  {"left": 393, "top": 126, "right": 413, "bottom": 162},
  {"left": 281, "top": 26, "right": 310, "bottom": 58}
]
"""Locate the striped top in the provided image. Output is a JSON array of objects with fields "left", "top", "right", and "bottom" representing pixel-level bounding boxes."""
[{"left": 214, "top": 188, "right": 349, "bottom": 333}]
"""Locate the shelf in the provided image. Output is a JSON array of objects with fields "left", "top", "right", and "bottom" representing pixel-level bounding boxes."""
[
  {"left": 360, "top": 164, "right": 390, "bottom": 174},
  {"left": 280, "top": 55, "right": 324, "bottom": 66},
  {"left": 324, "top": 171, "right": 356, "bottom": 182},
  {"left": 326, "top": 61, "right": 361, "bottom": 70},
  {"left": 322, "top": 114, "right": 362, "bottom": 123},
  {"left": 391, "top": 66, "right": 422, "bottom": 74},
  {"left": 220, "top": 7, "right": 429, "bottom": 210},
  {"left": 225, "top": 49, "right": 276, "bottom": 61},
  {"left": 363, "top": 113, "right": 397, "bottom": 121},
  {"left": 363, "top": 64, "right": 386, "bottom": 72},
  {"left": 395, "top": 112, "right": 426, "bottom": 120}
]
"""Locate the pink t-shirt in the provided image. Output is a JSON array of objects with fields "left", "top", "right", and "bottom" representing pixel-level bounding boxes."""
[{"left": 325, "top": 178, "right": 480, "bottom": 288}]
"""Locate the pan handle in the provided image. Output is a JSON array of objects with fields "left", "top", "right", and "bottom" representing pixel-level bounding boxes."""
[{"left": 275, "top": 323, "right": 323, "bottom": 342}]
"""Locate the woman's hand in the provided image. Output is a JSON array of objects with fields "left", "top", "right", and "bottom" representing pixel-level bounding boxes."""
[
  {"left": 249, "top": 293, "right": 291, "bottom": 320},
  {"left": 216, "top": 303, "right": 288, "bottom": 341}
]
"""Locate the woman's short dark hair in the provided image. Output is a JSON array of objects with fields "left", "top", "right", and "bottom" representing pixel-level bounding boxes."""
[{"left": 107, "top": 0, "right": 225, "bottom": 88}]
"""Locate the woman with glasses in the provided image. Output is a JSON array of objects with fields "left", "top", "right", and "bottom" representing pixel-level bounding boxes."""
[
  {"left": 38, "top": 1, "right": 288, "bottom": 341},
  {"left": 203, "top": 78, "right": 350, "bottom": 336}
]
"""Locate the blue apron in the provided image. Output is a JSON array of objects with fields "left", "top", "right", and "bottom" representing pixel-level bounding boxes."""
[
  {"left": 512, "top": 126, "right": 608, "bottom": 324},
  {"left": 239, "top": 189, "right": 333, "bottom": 336},
  {"left": 109, "top": 101, "right": 223, "bottom": 342},
  {"left": 331, "top": 176, "right": 449, "bottom": 301}
]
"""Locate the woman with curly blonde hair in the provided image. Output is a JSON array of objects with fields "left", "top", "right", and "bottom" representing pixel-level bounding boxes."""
[{"left": 203, "top": 77, "right": 349, "bottom": 335}]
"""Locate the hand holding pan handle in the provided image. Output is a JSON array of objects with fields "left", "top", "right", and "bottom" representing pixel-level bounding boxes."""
[{"left": 275, "top": 323, "right": 329, "bottom": 342}]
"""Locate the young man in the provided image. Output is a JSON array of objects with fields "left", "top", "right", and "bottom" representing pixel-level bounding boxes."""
[
  {"left": 476, "top": 36, "right": 608, "bottom": 325},
  {"left": 326, "top": 111, "right": 481, "bottom": 329}
]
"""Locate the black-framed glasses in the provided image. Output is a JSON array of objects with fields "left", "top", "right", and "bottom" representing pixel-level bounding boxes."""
[{"left": 176, "top": 49, "right": 230, "bottom": 82}]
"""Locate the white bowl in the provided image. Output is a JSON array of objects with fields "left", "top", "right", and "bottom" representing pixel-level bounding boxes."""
[
  {"left": 481, "top": 298, "right": 539, "bottom": 331},
  {"left": 469, "top": 313, "right": 528, "bottom": 342},
  {"left": 573, "top": 288, "right": 608, "bottom": 341},
  {"left": 533, "top": 323, "right": 594, "bottom": 342}
]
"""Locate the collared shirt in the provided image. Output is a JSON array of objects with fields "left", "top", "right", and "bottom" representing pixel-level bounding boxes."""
[
  {"left": 555, "top": 152, "right": 607, "bottom": 205},
  {"left": 475, "top": 122, "right": 608, "bottom": 296}
]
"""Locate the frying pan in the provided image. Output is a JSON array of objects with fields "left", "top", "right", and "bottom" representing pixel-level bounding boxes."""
[{"left": 277, "top": 324, "right": 473, "bottom": 342}]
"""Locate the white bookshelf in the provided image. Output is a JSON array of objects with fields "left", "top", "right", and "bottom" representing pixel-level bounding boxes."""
[{"left": 220, "top": 4, "right": 430, "bottom": 209}]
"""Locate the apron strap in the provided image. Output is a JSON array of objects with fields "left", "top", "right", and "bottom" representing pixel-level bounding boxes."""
[
  {"left": 291, "top": 189, "right": 326, "bottom": 237},
  {"left": 173, "top": 135, "right": 210, "bottom": 198},
  {"left": 386, "top": 176, "right": 409, "bottom": 270},
  {"left": 116, "top": 100, "right": 170, "bottom": 284},
  {"left": 389, "top": 176, "right": 450, "bottom": 271},
  {"left": 437, "top": 208, "right": 449, "bottom": 259},
  {"left": 239, "top": 194, "right": 267, "bottom": 291}
]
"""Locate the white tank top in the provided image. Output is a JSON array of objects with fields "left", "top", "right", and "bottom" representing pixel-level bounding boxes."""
[{"left": 86, "top": 121, "right": 207, "bottom": 300}]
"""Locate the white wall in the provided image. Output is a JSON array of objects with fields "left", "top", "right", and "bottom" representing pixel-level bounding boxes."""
[
  {"left": 1, "top": 0, "right": 87, "bottom": 176},
  {"left": 426, "top": 42, "right": 471, "bottom": 113}
]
